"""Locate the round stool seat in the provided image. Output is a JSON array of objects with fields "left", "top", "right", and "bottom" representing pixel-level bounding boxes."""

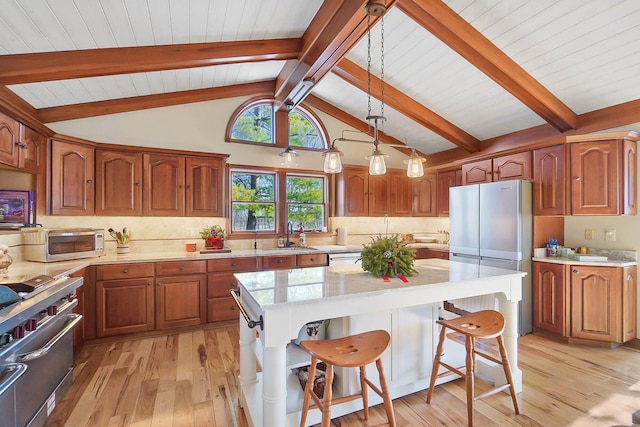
[
  {"left": 300, "top": 330, "right": 390, "bottom": 368},
  {"left": 437, "top": 309, "right": 505, "bottom": 339}
]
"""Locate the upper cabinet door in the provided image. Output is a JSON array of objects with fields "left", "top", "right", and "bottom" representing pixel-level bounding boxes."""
[
  {"left": 533, "top": 145, "right": 566, "bottom": 216},
  {"left": 143, "top": 154, "right": 185, "bottom": 216},
  {"left": 95, "top": 150, "right": 143, "bottom": 216},
  {"left": 570, "top": 141, "right": 619, "bottom": 215},
  {"left": 436, "top": 170, "right": 458, "bottom": 217},
  {"left": 19, "top": 125, "right": 45, "bottom": 173},
  {"left": 390, "top": 171, "right": 412, "bottom": 217},
  {"left": 462, "top": 159, "right": 492, "bottom": 184},
  {"left": 493, "top": 151, "right": 532, "bottom": 181},
  {"left": 337, "top": 166, "right": 369, "bottom": 217},
  {"left": 0, "top": 111, "right": 20, "bottom": 168},
  {"left": 413, "top": 172, "right": 437, "bottom": 217},
  {"left": 623, "top": 139, "right": 637, "bottom": 215},
  {"left": 369, "top": 174, "right": 390, "bottom": 217},
  {"left": 51, "top": 139, "right": 95, "bottom": 215},
  {"left": 185, "top": 157, "right": 224, "bottom": 217}
]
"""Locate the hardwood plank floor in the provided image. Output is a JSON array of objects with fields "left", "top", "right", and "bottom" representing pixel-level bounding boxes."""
[{"left": 44, "top": 324, "right": 640, "bottom": 427}]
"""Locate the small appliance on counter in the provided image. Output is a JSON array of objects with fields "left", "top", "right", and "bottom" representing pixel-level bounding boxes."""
[
  {"left": 23, "top": 228, "right": 105, "bottom": 262},
  {"left": 0, "top": 190, "right": 34, "bottom": 228}
]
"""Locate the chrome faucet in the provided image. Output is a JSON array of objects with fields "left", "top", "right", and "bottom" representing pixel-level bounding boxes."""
[{"left": 286, "top": 221, "right": 295, "bottom": 247}]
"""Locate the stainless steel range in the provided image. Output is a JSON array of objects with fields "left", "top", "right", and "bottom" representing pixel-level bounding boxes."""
[{"left": 0, "top": 275, "right": 83, "bottom": 427}]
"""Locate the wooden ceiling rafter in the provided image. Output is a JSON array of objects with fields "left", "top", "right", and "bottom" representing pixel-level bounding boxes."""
[
  {"left": 0, "top": 39, "right": 302, "bottom": 85},
  {"left": 333, "top": 58, "right": 481, "bottom": 153},
  {"left": 37, "top": 81, "right": 275, "bottom": 123},
  {"left": 274, "top": 0, "right": 397, "bottom": 111},
  {"left": 397, "top": 0, "right": 578, "bottom": 133}
]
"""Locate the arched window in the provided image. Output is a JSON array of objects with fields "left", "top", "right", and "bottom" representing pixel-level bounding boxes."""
[{"left": 227, "top": 98, "right": 328, "bottom": 150}]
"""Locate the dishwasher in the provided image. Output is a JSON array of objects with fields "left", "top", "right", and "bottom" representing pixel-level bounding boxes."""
[{"left": 328, "top": 252, "right": 362, "bottom": 266}]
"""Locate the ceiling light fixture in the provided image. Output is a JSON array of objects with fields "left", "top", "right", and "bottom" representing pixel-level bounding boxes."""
[
  {"left": 322, "top": 140, "right": 344, "bottom": 173},
  {"left": 365, "top": 0, "right": 387, "bottom": 175},
  {"left": 404, "top": 148, "right": 426, "bottom": 177},
  {"left": 279, "top": 146, "right": 299, "bottom": 167}
]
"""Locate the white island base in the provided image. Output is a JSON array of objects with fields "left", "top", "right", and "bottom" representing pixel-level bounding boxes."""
[{"left": 235, "top": 259, "right": 525, "bottom": 427}]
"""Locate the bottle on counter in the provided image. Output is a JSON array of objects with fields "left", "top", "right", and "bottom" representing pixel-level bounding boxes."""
[
  {"left": 299, "top": 231, "right": 306, "bottom": 247},
  {"left": 277, "top": 236, "right": 285, "bottom": 248},
  {"left": 546, "top": 238, "right": 558, "bottom": 257}
]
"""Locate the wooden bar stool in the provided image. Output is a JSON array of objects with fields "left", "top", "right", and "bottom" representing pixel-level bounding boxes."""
[
  {"left": 299, "top": 330, "right": 396, "bottom": 427},
  {"left": 426, "top": 310, "right": 520, "bottom": 426}
]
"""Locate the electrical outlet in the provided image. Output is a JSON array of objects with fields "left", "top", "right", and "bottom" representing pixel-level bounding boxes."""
[
  {"left": 585, "top": 229, "right": 594, "bottom": 240},
  {"left": 605, "top": 229, "right": 616, "bottom": 241}
]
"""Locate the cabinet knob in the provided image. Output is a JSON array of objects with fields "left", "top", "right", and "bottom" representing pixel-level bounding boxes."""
[
  {"left": 310, "top": 258, "right": 315, "bottom": 262},
  {"left": 573, "top": 269, "right": 580, "bottom": 274},
  {"left": 278, "top": 259, "right": 283, "bottom": 263},
  {"left": 628, "top": 274, "right": 632, "bottom": 281},
  {"left": 573, "top": 176, "right": 581, "bottom": 181},
  {"left": 186, "top": 185, "right": 191, "bottom": 189},
  {"left": 15, "top": 141, "right": 28, "bottom": 148},
  {"left": 231, "top": 262, "right": 237, "bottom": 267},
  {"left": 122, "top": 269, "right": 128, "bottom": 273},
  {"left": 178, "top": 185, "right": 183, "bottom": 189},
  {"left": 148, "top": 282, "right": 152, "bottom": 286},
  {"left": 229, "top": 282, "right": 235, "bottom": 288},
  {"left": 87, "top": 179, "right": 93, "bottom": 184},
  {"left": 179, "top": 266, "right": 184, "bottom": 270},
  {"left": 157, "top": 282, "right": 161, "bottom": 286},
  {"left": 135, "top": 182, "right": 141, "bottom": 186}
]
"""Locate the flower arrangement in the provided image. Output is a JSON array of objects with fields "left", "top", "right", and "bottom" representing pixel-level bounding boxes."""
[
  {"left": 200, "top": 225, "right": 226, "bottom": 249},
  {"left": 360, "top": 234, "right": 417, "bottom": 278}
]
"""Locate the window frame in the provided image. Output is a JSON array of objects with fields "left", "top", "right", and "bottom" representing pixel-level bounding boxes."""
[
  {"left": 225, "top": 97, "right": 329, "bottom": 151},
  {"left": 227, "top": 165, "right": 329, "bottom": 238}
]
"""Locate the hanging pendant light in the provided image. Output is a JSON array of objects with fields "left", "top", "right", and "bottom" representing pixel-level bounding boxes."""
[
  {"left": 279, "top": 146, "right": 299, "bottom": 167},
  {"left": 364, "top": 1, "right": 387, "bottom": 175},
  {"left": 322, "top": 141, "right": 343, "bottom": 173},
  {"left": 404, "top": 148, "right": 426, "bottom": 177}
]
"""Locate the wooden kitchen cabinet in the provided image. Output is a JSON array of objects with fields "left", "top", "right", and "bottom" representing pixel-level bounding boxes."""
[
  {"left": 533, "top": 145, "right": 566, "bottom": 216},
  {"left": 296, "top": 253, "right": 329, "bottom": 267},
  {"left": 533, "top": 261, "right": 568, "bottom": 335},
  {"left": 568, "top": 132, "right": 639, "bottom": 215},
  {"left": 533, "top": 261, "right": 636, "bottom": 344},
  {"left": 50, "top": 139, "right": 95, "bottom": 215},
  {"left": 412, "top": 172, "right": 438, "bottom": 217},
  {"left": 436, "top": 169, "right": 461, "bottom": 217},
  {"left": 155, "top": 260, "right": 206, "bottom": 329},
  {"left": 390, "top": 171, "right": 412, "bottom": 216},
  {"left": 263, "top": 254, "right": 297, "bottom": 270},
  {"left": 462, "top": 151, "right": 532, "bottom": 185},
  {"left": 414, "top": 248, "right": 449, "bottom": 260},
  {"left": 185, "top": 157, "right": 224, "bottom": 217},
  {"left": 95, "top": 149, "right": 143, "bottom": 216},
  {"left": 95, "top": 263, "right": 155, "bottom": 337},
  {"left": 0, "top": 111, "right": 20, "bottom": 168},
  {"left": 337, "top": 166, "right": 368, "bottom": 216},
  {"left": 207, "top": 257, "right": 261, "bottom": 322},
  {"left": 143, "top": 153, "right": 185, "bottom": 216},
  {"left": 369, "top": 174, "right": 390, "bottom": 216}
]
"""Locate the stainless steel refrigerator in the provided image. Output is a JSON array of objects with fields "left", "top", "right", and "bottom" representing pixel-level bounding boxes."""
[{"left": 449, "top": 179, "right": 532, "bottom": 334}]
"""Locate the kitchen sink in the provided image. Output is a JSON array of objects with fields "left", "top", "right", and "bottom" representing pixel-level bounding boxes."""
[{"left": 263, "top": 246, "right": 317, "bottom": 251}]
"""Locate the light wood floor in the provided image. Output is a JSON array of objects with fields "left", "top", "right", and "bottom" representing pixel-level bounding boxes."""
[{"left": 44, "top": 323, "right": 640, "bottom": 427}]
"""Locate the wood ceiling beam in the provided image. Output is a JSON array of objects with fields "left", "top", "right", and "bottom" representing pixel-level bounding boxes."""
[
  {"left": 0, "top": 39, "right": 301, "bottom": 85},
  {"left": 0, "top": 85, "right": 52, "bottom": 135},
  {"left": 274, "top": 0, "right": 397, "bottom": 111},
  {"left": 397, "top": 0, "right": 578, "bottom": 133},
  {"left": 333, "top": 58, "right": 481, "bottom": 153},
  {"left": 37, "top": 81, "right": 275, "bottom": 123}
]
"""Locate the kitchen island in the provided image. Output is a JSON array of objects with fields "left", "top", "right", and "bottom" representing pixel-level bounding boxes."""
[{"left": 234, "top": 258, "right": 526, "bottom": 427}]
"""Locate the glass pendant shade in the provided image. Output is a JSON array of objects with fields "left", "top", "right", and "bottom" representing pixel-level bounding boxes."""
[
  {"left": 323, "top": 150, "right": 343, "bottom": 173},
  {"left": 367, "top": 149, "right": 388, "bottom": 175},
  {"left": 404, "top": 150, "right": 426, "bottom": 177},
  {"left": 279, "top": 146, "right": 299, "bottom": 167}
]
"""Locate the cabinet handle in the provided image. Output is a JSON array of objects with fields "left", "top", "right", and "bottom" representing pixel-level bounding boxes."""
[
  {"left": 231, "top": 262, "right": 236, "bottom": 267},
  {"left": 309, "top": 258, "right": 315, "bottom": 262},
  {"left": 135, "top": 182, "right": 141, "bottom": 186},
  {"left": 628, "top": 274, "right": 633, "bottom": 281},
  {"left": 148, "top": 282, "right": 152, "bottom": 286},
  {"left": 231, "top": 306, "right": 236, "bottom": 311},
  {"left": 178, "top": 185, "right": 183, "bottom": 189},
  {"left": 278, "top": 259, "right": 283, "bottom": 263},
  {"left": 15, "top": 141, "right": 27, "bottom": 148},
  {"left": 86, "top": 179, "right": 93, "bottom": 184},
  {"left": 573, "top": 269, "right": 580, "bottom": 274},
  {"left": 179, "top": 266, "right": 184, "bottom": 270},
  {"left": 229, "top": 282, "right": 235, "bottom": 288},
  {"left": 186, "top": 185, "right": 191, "bottom": 189},
  {"left": 122, "top": 269, "right": 128, "bottom": 273},
  {"left": 157, "top": 282, "right": 161, "bottom": 286},
  {"left": 573, "top": 176, "right": 581, "bottom": 181}
]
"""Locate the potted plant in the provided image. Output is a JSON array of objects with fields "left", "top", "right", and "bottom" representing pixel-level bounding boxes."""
[
  {"left": 360, "top": 234, "right": 417, "bottom": 278},
  {"left": 200, "top": 225, "right": 226, "bottom": 249}
]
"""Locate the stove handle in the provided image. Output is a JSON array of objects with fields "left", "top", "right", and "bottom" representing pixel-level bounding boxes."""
[
  {"left": 16, "top": 314, "right": 82, "bottom": 363},
  {"left": 0, "top": 363, "right": 27, "bottom": 396}
]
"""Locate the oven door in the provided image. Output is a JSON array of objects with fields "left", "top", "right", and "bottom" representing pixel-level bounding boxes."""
[
  {"left": 0, "top": 363, "right": 27, "bottom": 427},
  {"left": 14, "top": 312, "right": 81, "bottom": 427}
]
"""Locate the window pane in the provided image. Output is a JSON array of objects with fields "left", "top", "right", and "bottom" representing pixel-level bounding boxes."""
[
  {"left": 231, "top": 103, "right": 273, "bottom": 143},
  {"left": 286, "top": 176, "right": 323, "bottom": 203},
  {"left": 288, "top": 111, "right": 324, "bottom": 149},
  {"left": 288, "top": 204, "right": 324, "bottom": 231},
  {"left": 232, "top": 171, "right": 276, "bottom": 232}
]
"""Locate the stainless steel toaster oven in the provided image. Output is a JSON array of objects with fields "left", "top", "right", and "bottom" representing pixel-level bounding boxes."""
[{"left": 24, "top": 228, "right": 105, "bottom": 262}]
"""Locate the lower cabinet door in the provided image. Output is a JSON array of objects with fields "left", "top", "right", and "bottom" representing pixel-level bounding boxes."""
[
  {"left": 570, "top": 265, "right": 619, "bottom": 342},
  {"left": 155, "top": 274, "right": 206, "bottom": 329},
  {"left": 207, "top": 297, "right": 238, "bottom": 322},
  {"left": 96, "top": 278, "right": 154, "bottom": 337}
]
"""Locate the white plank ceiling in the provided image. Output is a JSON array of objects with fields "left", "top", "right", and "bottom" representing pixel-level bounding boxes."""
[{"left": 1, "top": 0, "right": 639, "bottom": 157}]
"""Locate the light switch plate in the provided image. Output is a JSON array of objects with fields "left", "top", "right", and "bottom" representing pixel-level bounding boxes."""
[
  {"left": 605, "top": 229, "right": 616, "bottom": 241},
  {"left": 585, "top": 229, "right": 594, "bottom": 240}
]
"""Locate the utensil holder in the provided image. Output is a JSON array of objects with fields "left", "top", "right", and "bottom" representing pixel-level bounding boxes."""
[{"left": 116, "top": 244, "right": 129, "bottom": 255}]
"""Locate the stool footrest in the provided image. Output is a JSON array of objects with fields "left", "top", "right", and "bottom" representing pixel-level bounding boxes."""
[
  {"left": 475, "top": 383, "right": 512, "bottom": 401},
  {"left": 438, "top": 361, "right": 466, "bottom": 378}
]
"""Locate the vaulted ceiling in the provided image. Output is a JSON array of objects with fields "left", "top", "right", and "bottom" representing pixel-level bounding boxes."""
[{"left": 1, "top": 0, "right": 639, "bottom": 167}]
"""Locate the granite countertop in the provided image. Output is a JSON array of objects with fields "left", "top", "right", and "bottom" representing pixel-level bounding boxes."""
[
  {"left": 532, "top": 256, "right": 637, "bottom": 267},
  {"left": 0, "top": 245, "right": 365, "bottom": 284}
]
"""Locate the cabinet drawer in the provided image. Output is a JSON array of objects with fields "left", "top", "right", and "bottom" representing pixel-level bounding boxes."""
[
  {"left": 208, "top": 257, "right": 261, "bottom": 272},
  {"left": 262, "top": 255, "right": 296, "bottom": 270},
  {"left": 208, "top": 297, "right": 238, "bottom": 323},
  {"left": 296, "top": 253, "right": 328, "bottom": 267},
  {"left": 155, "top": 260, "right": 206, "bottom": 276},
  {"left": 96, "top": 263, "right": 154, "bottom": 280},
  {"left": 208, "top": 272, "right": 239, "bottom": 298}
]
